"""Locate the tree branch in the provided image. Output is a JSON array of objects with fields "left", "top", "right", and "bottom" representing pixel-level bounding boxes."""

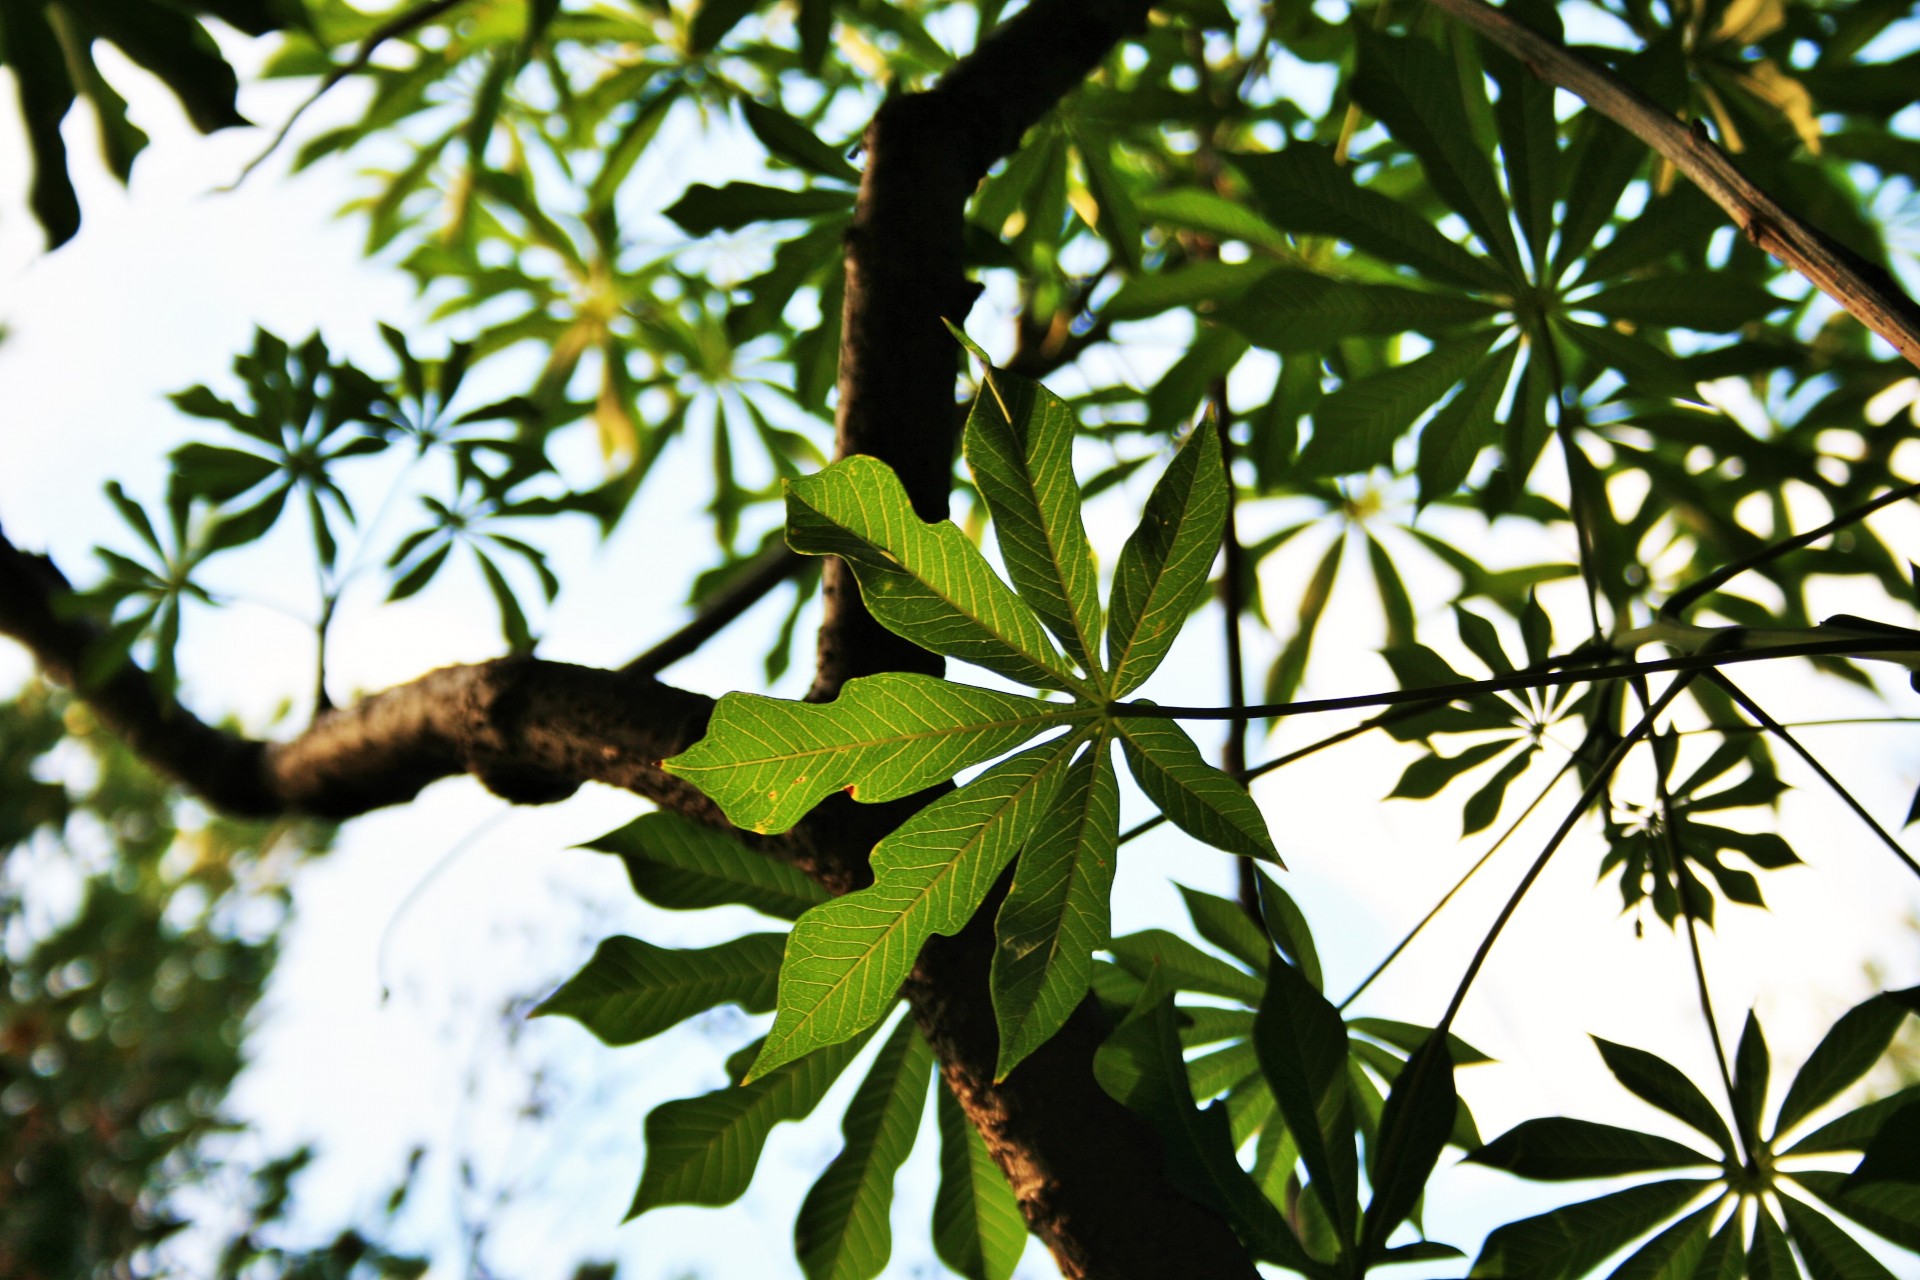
[{"left": 1423, "top": 0, "right": 1920, "bottom": 368}]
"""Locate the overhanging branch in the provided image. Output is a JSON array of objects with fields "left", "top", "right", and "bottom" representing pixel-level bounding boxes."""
[{"left": 1423, "top": 0, "right": 1920, "bottom": 368}]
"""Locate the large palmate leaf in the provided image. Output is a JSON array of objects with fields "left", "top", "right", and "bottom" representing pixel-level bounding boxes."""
[
  {"left": 584, "top": 811, "right": 828, "bottom": 919},
  {"left": 535, "top": 932, "right": 785, "bottom": 1046},
  {"left": 1115, "top": 716, "right": 1280, "bottom": 861},
  {"left": 963, "top": 370, "right": 1105, "bottom": 681},
  {"left": 749, "top": 735, "right": 1083, "bottom": 1078},
  {"left": 990, "top": 735, "right": 1121, "bottom": 1078},
  {"left": 794, "top": 1016, "right": 934, "bottom": 1280},
  {"left": 664, "top": 674, "right": 1087, "bottom": 834},
  {"left": 630, "top": 1028, "right": 875, "bottom": 1216},
  {"left": 786, "top": 456, "right": 1084, "bottom": 692},
  {"left": 1106, "top": 421, "right": 1227, "bottom": 696},
  {"left": 933, "top": 1081, "right": 1027, "bottom": 1280}
]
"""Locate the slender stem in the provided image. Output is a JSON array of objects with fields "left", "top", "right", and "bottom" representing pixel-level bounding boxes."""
[
  {"left": 622, "top": 546, "right": 806, "bottom": 676},
  {"left": 1339, "top": 751, "right": 1578, "bottom": 1011},
  {"left": 1661, "top": 479, "right": 1920, "bottom": 618},
  {"left": 1212, "top": 382, "right": 1258, "bottom": 913},
  {"left": 1420, "top": 0, "right": 1920, "bottom": 366},
  {"left": 1707, "top": 671, "right": 1920, "bottom": 881},
  {"left": 1541, "top": 328, "right": 1604, "bottom": 639},
  {"left": 1679, "top": 715, "right": 1920, "bottom": 734},
  {"left": 1115, "top": 634, "right": 1920, "bottom": 722},
  {"left": 1684, "top": 906, "right": 1739, "bottom": 1127},
  {"left": 227, "top": 0, "right": 474, "bottom": 188},
  {"left": 1438, "top": 675, "right": 1694, "bottom": 1031}
]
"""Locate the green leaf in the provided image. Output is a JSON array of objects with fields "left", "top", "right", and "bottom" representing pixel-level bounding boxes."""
[
  {"left": 1748, "top": 1204, "right": 1800, "bottom": 1280},
  {"left": 70, "top": 0, "right": 246, "bottom": 135},
  {"left": 1106, "top": 421, "right": 1226, "bottom": 695},
  {"left": 794, "top": 1016, "right": 934, "bottom": 1280},
  {"left": 1107, "top": 929, "right": 1264, "bottom": 1004},
  {"left": 1593, "top": 1037, "right": 1737, "bottom": 1158},
  {"left": 665, "top": 674, "right": 1083, "bottom": 835},
  {"left": 1352, "top": 29, "right": 1525, "bottom": 279},
  {"left": 1483, "top": 10, "right": 1561, "bottom": 273},
  {"left": 1467, "top": 1118, "right": 1714, "bottom": 1180},
  {"left": 1264, "top": 534, "right": 1343, "bottom": 707},
  {"left": 1364, "top": 1032, "right": 1459, "bottom": 1256},
  {"left": 534, "top": 933, "right": 785, "bottom": 1046},
  {"left": 1779, "top": 1193, "right": 1901, "bottom": 1280},
  {"left": 1577, "top": 276, "right": 1784, "bottom": 333},
  {"left": 629, "top": 1028, "right": 874, "bottom": 1216},
  {"left": 1256, "top": 873, "right": 1322, "bottom": 991},
  {"left": 1234, "top": 145, "right": 1505, "bottom": 291},
  {"left": 963, "top": 368, "right": 1105, "bottom": 678},
  {"left": 1176, "top": 884, "right": 1271, "bottom": 973},
  {"left": 787, "top": 455, "right": 1081, "bottom": 691},
  {"left": 992, "top": 739, "right": 1120, "bottom": 1078},
  {"left": 1094, "top": 992, "right": 1315, "bottom": 1271},
  {"left": 1135, "top": 188, "right": 1290, "bottom": 253},
  {"left": 1102, "top": 260, "right": 1276, "bottom": 321},
  {"left": 1390, "top": 740, "right": 1511, "bottom": 801},
  {"left": 1469, "top": 1180, "right": 1714, "bottom": 1279},
  {"left": 1417, "top": 339, "right": 1518, "bottom": 504},
  {"left": 1605, "top": 1203, "right": 1718, "bottom": 1280},
  {"left": 933, "top": 1081, "right": 1027, "bottom": 1280},
  {"left": 664, "top": 182, "right": 854, "bottom": 235},
  {"left": 1695, "top": 1214, "right": 1749, "bottom": 1280},
  {"left": 1217, "top": 269, "right": 1499, "bottom": 352},
  {"left": 582, "top": 811, "right": 828, "bottom": 920},
  {"left": 1461, "top": 744, "right": 1536, "bottom": 836},
  {"left": 3, "top": 0, "right": 82, "bottom": 247},
  {"left": 1297, "top": 333, "right": 1499, "bottom": 477},
  {"left": 751, "top": 736, "right": 1080, "bottom": 1078},
  {"left": 1846, "top": 1101, "right": 1920, "bottom": 1188},
  {"left": 690, "top": 0, "right": 761, "bottom": 50},
  {"left": 1775, "top": 988, "right": 1916, "bottom": 1137},
  {"left": 1784, "top": 1085, "right": 1920, "bottom": 1157},
  {"left": 1256, "top": 955, "right": 1358, "bottom": 1246},
  {"left": 1732, "top": 1013, "right": 1771, "bottom": 1148},
  {"left": 1793, "top": 1170, "right": 1920, "bottom": 1251},
  {"left": 1116, "top": 716, "right": 1279, "bottom": 862},
  {"left": 742, "top": 99, "right": 859, "bottom": 184}
]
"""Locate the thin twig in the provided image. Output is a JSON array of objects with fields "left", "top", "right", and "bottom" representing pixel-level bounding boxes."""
[
  {"left": 1683, "top": 908, "right": 1739, "bottom": 1131},
  {"left": 623, "top": 547, "right": 807, "bottom": 677},
  {"left": 1707, "top": 670, "right": 1920, "bottom": 880},
  {"left": 1660, "top": 479, "right": 1920, "bottom": 618},
  {"left": 1339, "top": 751, "right": 1578, "bottom": 1011},
  {"left": 227, "top": 0, "right": 473, "bottom": 188},
  {"left": 1116, "top": 633, "right": 1920, "bottom": 722},
  {"left": 1438, "top": 674, "right": 1695, "bottom": 1031},
  {"left": 1421, "top": 0, "right": 1920, "bottom": 367}
]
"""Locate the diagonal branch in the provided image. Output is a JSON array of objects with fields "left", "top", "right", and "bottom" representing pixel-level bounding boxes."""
[{"left": 1423, "top": 0, "right": 1920, "bottom": 368}]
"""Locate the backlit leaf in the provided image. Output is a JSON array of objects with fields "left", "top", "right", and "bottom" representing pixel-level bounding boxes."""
[
  {"left": 933, "top": 1081, "right": 1027, "bottom": 1280},
  {"left": 1106, "top": 421, "right": 1226, "bottom": 695},
  {"left": 1116, "top": 716, "right": 1280, "bottom": 862},
  {"left": 583, "top": 811, "right": 828, "bottom": 920},
  {"left": 535, "top": 932, "right": 785, "bottom": 1046}
]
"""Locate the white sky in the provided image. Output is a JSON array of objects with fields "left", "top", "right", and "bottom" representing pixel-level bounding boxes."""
[{"left": 3, "top": 19, "right": 1920, "bottom": 1280}]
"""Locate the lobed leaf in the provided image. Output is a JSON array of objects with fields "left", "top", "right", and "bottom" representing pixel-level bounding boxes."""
[
  {"left": 991, "top": 739, "right": 1120, "bottom": 1079},
  {"left": 584, "top": 811, "right": 828, "bottom": 919},
  {"left": 1466, "top": 1118, "right": 1715, "bottom": 1180},
  {"left": 535, "top": 932, "right": 785, "bottom": 1046},
  {"left": 788, "top": 456, "right": 1082, "bottom": 691},
  {"left": 750, "top": 736, "right": 1081, "bottom": 1078},
  {"left": 1116, "top": 716, "right": 1280, "bottom": 862},
  {"left": 794, "top": 1016, "right": 935, "bottom": 1280},
  {"left": 1106, "top": 421, "right": 1226, "bottom": 695},
  {"left": 963, "top": 368, "right": 1105, "bottom": 679},
  {"left": 665, "top": 673, "right": 1083, "bottom": 835}
]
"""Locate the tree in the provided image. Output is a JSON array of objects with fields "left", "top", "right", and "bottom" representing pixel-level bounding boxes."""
[{"left": 4, "top": 0, "right": 1920, "bottom": 1275}]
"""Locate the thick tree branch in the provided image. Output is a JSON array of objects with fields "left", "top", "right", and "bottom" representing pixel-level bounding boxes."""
[
  {"left": 1424, "top": 0, "right": 1920, "bottom": 368},
  {"left": 812, "top": 1, "right": 1262, "bottom": 1274}
]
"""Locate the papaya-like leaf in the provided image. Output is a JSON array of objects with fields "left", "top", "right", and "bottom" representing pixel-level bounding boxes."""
[
  {"left": 933, "top": 1081, "right": 1027, "bottom": 1280},
  {"left": 629, "top": 1028, "right": 874, "bottom": 1216},
  {"left": 535, "top": 932, "right": 785, "bottom": 1046},
  {"left": 1779, "top": 1191, "right": 1901, "bottom": 1280},
  {"left": 1107, "top": 929, "right": 1264, "bottom": 1005},
  {"left": 1117, "top": 716, "right": 1280, "bottom": 862},
  {"left": 1255, "top": 956, "right": 1359, "bottom": 1247},
  {"left": 750, "top": 735, "right": 1080, "bottom": 1078},
  {"left": 1748, "top": 1204, "right": 1799, "bottom": 1280},
  {"left": 583, "top": 811, "right": 828, "bottom": 919},
  {"left": 1792, "top": 1170, "right": 1920, "bottom": 1251},
  {"left": 794, "top": 1016, "right": 934, "bottom": 1280},
  {"left": 1731, "top": 1013, "right": 1771, "bottom": 1147},
  {"left": 1606, "top": 1203, "right": 1718, "bottom": 1280},
  {"left": 992, "top": 738, "right": 1120, "bottom": 1079},
  {"left": 1176, "top": 884, "right": 1271, "bottom": 973},
  {"left": 664, "top": 181, "right": 854, "bottom": 235},
  {"left": 788, "top": 456, "right": 1083, "bottom": 691},
  {"left": 963, "top": 368, "right": 1105, "bottom": 679},
  {"left": 1846, "top": 1100, "right": 1920, "bottom": 1189},
  {"left": 1593, "top": 1036, "right": 1737, "bottom": 1158},
  {"left": 1417, "top": 339, "right": 1519, "bottom": 505},
  {"left": 1094, "top": 991, "right": 1315, "bottom": 1272},
  {"left": 664, "top": 673, "right": 1085, "bottom": 835},
  {"left": 1297, "top": 332, "right": 1499, "bottom": 478},
  {"left": 1776, "top": 987, "right": 1917, "bottom": 1137},
  {"left": 1217, "top": 269, "right": 1500, "bottom": 352},
  {"left": 1466, "top": 1118, "right": 1715, "bottom": 1180},
  {"left": 1468, "top": 1179, "right": 1714, "bottom": 1278},
  {"left": 1106, "top": 421, "right": 1226, "bottom": 695},
  {"left": 1364, "top": 1032, "right": 1458, "bottom": 1256},
  {"left": 742, "top": 99, "right": 859, "bottom": 184}
]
